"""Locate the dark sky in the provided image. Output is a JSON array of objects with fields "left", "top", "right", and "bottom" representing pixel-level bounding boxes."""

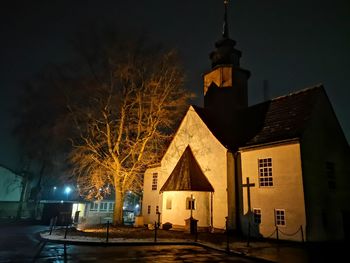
[{"left": 1, "top": 0, "right": 350, "bottom": 170}]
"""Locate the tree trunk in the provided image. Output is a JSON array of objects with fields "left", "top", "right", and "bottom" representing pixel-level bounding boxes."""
[
  {"left": 113, "top": 190, "right": 124, "bottom": 225},
  {"left": 16, "top": 173, "right": 29, "bottom": 220}
]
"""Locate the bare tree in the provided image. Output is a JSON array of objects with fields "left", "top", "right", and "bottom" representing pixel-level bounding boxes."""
[
  {"left": 68, "top": 39, "right": 193, "bottom": 224},
  {"left": 13, "top": 68, "right": 72, "bottom": 217}
]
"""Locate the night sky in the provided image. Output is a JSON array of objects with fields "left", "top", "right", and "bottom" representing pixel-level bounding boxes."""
[{"left": 1, "top": 0, "right": 350, "bottom": 170}]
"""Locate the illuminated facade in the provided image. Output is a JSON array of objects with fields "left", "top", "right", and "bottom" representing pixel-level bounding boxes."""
[{"left": 142, "top": 2, "right": 350, "bottom": 242}]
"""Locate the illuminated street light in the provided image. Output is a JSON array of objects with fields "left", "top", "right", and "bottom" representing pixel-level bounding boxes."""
[
  {"left": 65, "top": 186, "right": 72, "bottom": 200},
  {"left": 52, "top": 186, "right": 57, "bottom": 199}
]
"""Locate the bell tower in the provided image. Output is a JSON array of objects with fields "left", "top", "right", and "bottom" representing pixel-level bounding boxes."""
[{"left": 204, "top": 0, "right": 250, "bottom": 113}]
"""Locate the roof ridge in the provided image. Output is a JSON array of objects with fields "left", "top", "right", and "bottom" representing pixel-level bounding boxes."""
[{"left": 271, "top": 83, "right": 324, "bottom": 102}]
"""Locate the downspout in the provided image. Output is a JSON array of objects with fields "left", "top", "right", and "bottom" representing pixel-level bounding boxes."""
[
  {"left": 210, "top": 192, "right": 213, "bottom": 230},
  {"left": 234, "top": 151, "right": 242, "bottom": 235}
]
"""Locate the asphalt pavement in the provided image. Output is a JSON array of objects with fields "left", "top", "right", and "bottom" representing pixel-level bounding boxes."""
[
  {"left": 1, "top": 222, "right": 348, "bottom": 262},
  {"left": 0, "top": 223, "right": 261, "bottom": 262}
]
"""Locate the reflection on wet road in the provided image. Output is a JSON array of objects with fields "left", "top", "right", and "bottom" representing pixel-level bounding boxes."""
[
  {"left": 0, "top": 225, "right": 258, "bottom": 262},
  {"left": 34, "top": 243, "right": 255, "bottom": 262}
]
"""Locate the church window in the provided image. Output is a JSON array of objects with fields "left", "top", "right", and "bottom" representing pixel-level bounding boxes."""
[
  {"left": 275, "top": 209, "right": 286, "bottom": 226},
  {"left": 152, "top": 173, "right": 158, "bottom": 191},
  {"left": 90, "top": 202, "right": 99, "bottom": 211},
  {"left": 166, "top": 198, "right": 172, "bottom": 210},
  {"left": 253, "top": 209, "right": 261, "bottom": 224},
  {"left": 258, "top": 158, "right": 273, "bottom": 187},
  {"left": 100, "top": 202, "right": 108, "bottom": 211},
  {"left": 326, "top": 162, "right": 336, "bottom": 190},
  {"left": 147, "top": 205, "right": 151, "bottom": 214},
  {"left": 186, "top": 197, "right": 195, "bottom": 210}
]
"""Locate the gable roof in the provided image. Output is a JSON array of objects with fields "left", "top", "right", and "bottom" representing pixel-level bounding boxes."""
[
  {"left": 160, "top": 146, "right": 214, "bottom": 192},
  {"left": 193, "top": 85, "right": 325, "bottom": 150}
]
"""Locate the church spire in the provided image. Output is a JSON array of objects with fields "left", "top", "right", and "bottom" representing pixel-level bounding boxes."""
[
  {"left": 204, "top": 0, "right": 250, "bottom": 112},
  {"left": 209, "top": 0, "right": 240, "bottom": 68},
  {"left": 223, "top": 0, "right": 229, "bottom": 38}
]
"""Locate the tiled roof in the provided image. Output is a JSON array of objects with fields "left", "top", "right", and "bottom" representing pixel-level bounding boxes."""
[
  {"left": 160, "top": 146, "right": 214, "bottom": 192},
  {"left": 193, "top": 85, "right": 325, "bottom": 149}
]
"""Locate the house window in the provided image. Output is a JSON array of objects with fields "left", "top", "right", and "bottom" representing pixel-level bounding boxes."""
[
  {"left": 326, "top": 162, "right": 336, "bottom": 190},
  {"left": 108, "top": 202, "right": 114, "bottom": 211},
  {"left": 166, "top": 198, "right": 172, "bottom": 210},
  {"left": 90, "top": 202, "right": 99, "bottom": 211},
  {"left": 152, "top": 173, "right": 158, "bottom": 191},
  {"left": 100, "top": 202, "right": 108, "bottom": 211},
  {"left": 186, "top": 197, "right": 195, "bottom": 210},
  {"left": 156, "top": 205, "right": 159, "bottom": 214},
  {"left": 253, "top": 209, "right": 261, "bottom": 224},
  {"left": 275, "top": 209, "right": 286, "bottom": 226},
  {"left": 147, "top": 205, "right": 151, "bottom": 214},
  {"left": 258, "top": 158, "right": 273, "bottom": 187}
]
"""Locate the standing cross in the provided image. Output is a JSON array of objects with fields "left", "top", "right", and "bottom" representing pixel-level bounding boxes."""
[
  {"left": 190, "top": 194, "right": 194, "bottom": 218},
  {"left": 242, "top": 177, "right": 255, "bottom": 212}
]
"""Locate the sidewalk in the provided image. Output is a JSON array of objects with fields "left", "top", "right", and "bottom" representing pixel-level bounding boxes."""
[{"left": 39, "top": 226, "right": 312, "bottom": 262}]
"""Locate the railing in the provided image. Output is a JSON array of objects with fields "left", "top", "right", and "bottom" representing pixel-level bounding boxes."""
[{"left": 261, "top": 224, "right": 305, "bottom": 243}]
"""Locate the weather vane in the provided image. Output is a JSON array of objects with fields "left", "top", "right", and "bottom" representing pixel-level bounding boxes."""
[{"left": 223, "top": 0, "right": 230, "bottom": 38}]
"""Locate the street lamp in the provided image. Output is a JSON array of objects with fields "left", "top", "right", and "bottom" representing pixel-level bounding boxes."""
[
  {"left": 52, "top": 186, "right": 57, "bottom": 199},
  {"left": 64, "top": 186, "right": 72, "bottom": 200}
]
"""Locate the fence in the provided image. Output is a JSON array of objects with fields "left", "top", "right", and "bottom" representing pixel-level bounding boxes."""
[{"left": 247, "top": 223, "right": 305, "bottom": 244}]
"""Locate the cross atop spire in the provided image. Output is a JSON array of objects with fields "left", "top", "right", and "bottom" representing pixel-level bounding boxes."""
[
  {"left": 209, "top": 0, "right": 245, "bottom": 69},
  {"left": 223, "top": 0, "right": 229, "bottom": 38}
]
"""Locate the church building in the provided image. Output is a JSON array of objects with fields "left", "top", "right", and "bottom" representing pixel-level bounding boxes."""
[{"left": 142, "top": 2, "right": 350, "bottom": 242}]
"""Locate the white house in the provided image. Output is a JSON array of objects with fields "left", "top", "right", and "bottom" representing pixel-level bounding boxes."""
[{"left": 0, "top": 165, "right": 23, "bottom": 218}]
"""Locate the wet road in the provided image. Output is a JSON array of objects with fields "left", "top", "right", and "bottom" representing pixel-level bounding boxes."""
[
  {"left": 0, "top": 224, "right": 259, "bottom": 262},
  {"left": 35, "top": 244, "right": 257, "bottom": 262}
]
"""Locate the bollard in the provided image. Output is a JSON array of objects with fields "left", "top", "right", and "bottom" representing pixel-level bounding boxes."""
[
  {"left": 106, "top": 220, "right": 110, "bottom": 243},
  {"left": 226, "top": 217, "right": 230, "bottom": 252},
  {"left": 247, "top": 222, "right": 250, "bottom": 247},
  {"left": 300, "top": 225, "right": 304, "bottom": 243},
  {"left": 64, "top": 223, "right": 69, "bottom": 239},
  {"left": 49, "top": 218, "right": 54, "bottom": 235},
  {"left": 154, "top": 221, "right": 157, "bottom": 242},
  {"left": 50, "top": 216, "right": 57, "bottom": 235}
]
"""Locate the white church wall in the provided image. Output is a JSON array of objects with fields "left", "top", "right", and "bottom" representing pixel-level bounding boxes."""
[
  {"left": 142, "top": 166, "right": 162, "bottom": 225},
  {"left": 239, "top": 141, "right": 306, "bottom": 242},
  {"left": 161, "top": 191, "right": 210, "bottom": 227},
  {"left": 142, "top": 107, "right": 229, "bottom": 229},
  {"left": 161, "top": 107, "right": 228, "bottom": 229},
  {"left": 300, "top": 91, "right": 350, "bottom": 241}
]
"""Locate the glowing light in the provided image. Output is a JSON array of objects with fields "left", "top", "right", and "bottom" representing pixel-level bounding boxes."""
[
  {"left": 135, "top": 204, "right": 140, "bottom": 209},
  {"left": 65, "top": 187, "right": 72, "bottom": 194},
  {"left": 53, "top": 186, "right": 57, "bottom": 190}
]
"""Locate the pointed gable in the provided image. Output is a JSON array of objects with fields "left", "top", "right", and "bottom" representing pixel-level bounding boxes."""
[
  {"left": 160, "top": 146, "right": 214, "bottom": 192},
  {"left": 192, "top": 85, "right": 326, "bottom": 149}
]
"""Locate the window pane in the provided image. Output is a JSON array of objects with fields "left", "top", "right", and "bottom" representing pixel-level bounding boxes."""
[
  {"left": 275, "top": 209, "right": 286, "bottom": 226},
  {"left": 166, "top": 198, "right": 172, "bottom": 210},
  {"left": 152, "top": 173, "right": 158, "bottom": 191},
  {"left": 258, "top": 158, "right": 273, "bottom": 187}
]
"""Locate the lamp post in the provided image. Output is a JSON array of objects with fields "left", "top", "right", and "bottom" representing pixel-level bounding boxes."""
[
  {"left": 52, "top": 186, "right": 57, "bottom": 199},
  {"left": 64, "top": 187, "right": 71, "bottom": 200}
]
